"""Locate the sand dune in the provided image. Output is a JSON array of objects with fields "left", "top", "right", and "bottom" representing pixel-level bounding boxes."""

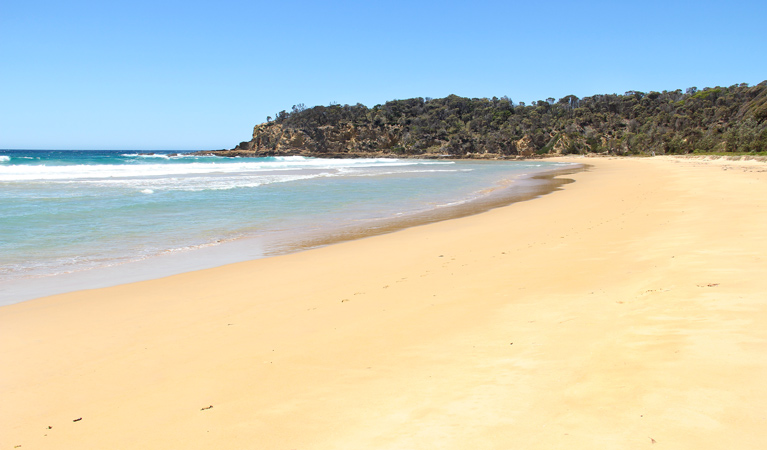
[{"left": 2, "top": 156, "right": 767, "bottom": 449}]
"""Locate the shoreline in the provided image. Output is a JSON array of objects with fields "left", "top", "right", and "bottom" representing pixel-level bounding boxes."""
[
  {"left": 2, "top": 156, "right": 767, "bottom": 449},
  {"left": 255, "top": 163, "right": 585, "bottom": 261},
  {"left": 0, "top": 162, "right": 583, "bottom": 306}
]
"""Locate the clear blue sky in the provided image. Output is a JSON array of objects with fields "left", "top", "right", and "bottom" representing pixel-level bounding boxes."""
[{"left": 2, "top": 0, "right": 765, "bottom": 150}]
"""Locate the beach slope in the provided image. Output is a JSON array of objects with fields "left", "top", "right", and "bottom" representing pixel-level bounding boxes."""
[{"left": 2, "top": 156, "right": 767, "bottom": 449}]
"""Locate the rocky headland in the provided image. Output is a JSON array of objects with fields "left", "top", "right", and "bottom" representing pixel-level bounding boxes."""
[{"left": 199, "top": 82, "right": 767, "bottom": 159}]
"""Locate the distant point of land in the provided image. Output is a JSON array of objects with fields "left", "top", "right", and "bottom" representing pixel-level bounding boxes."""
[{"left": 202, "top": 82, "right": 767, "bottom": 159}]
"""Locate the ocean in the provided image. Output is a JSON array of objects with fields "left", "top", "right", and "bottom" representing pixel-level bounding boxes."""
[{"left": 0, "top": 150, "right": 579, "bottom": 304}]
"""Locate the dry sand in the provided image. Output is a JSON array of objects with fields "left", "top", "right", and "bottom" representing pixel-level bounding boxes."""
[{"left": 2, "top": 156, "right": 767, "bottom": 449}]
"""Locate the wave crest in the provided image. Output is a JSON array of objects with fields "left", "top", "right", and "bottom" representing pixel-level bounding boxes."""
[{"left": 0, "top": 157, "right": 454, "bottom": 181}]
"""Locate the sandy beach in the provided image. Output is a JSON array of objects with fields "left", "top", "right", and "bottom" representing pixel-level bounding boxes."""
[{"left": 2, "top": 156, "right": 767, "bottom": 449}]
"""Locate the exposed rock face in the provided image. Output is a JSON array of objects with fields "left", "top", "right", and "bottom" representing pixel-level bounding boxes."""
[
  {"left": 516, "top": 136, "right": 537, "bottom": 157},
  {"left": 201, "top": 122, "right": 521, "bottom": 159},
  {"left": 237, "top": 122, "right": 406, "bottom": 156}
]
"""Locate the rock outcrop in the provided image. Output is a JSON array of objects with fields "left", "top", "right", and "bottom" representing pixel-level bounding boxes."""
[{"left": 200, "top": 122, "right": 522, "bottom": 159}]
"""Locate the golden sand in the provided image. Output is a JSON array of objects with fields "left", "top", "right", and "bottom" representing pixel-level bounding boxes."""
[{"left": 2, "top": 156, "right": 767, "bottom": 449}]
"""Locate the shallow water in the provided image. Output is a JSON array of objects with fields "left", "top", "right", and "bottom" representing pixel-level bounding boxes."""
[{"left": 0, "top": 150, "right": 580, "bottom": 304}]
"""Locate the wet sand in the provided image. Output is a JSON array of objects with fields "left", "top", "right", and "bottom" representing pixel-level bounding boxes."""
[{"left": 2, "top": 156, "right": 767, "bottom": 449}]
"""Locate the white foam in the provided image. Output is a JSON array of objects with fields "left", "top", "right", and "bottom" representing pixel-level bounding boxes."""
[
  {"left": 435, "top": 199, "right": 471, "bottom": 208},
  {"left": 0, "top": 157, "right": 453, "bottom": 182},
  {"left": 272, "top": 156, "right": 308, "bottom": 161},
  {"left": 0, "top": 155, "right": 10, "bottom": 163},
  {"left": 121, "top": 153, "right": 214, "bottom": 159},
  {"left": 80, "top": 173, "right": 323, "bottom": 192}
]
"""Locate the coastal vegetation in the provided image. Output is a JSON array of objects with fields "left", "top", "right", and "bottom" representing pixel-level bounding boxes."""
[{"left": 220, "top": 82, "right": 767, "bottom": 158}]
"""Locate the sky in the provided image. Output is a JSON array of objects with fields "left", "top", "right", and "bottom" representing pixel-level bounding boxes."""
[{"left": 1, "top": 0, "right": 766, "bottom": 150}]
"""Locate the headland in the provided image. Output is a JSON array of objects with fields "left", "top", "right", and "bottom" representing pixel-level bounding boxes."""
[{"left": 197, "top": 82, "right": 767, "bottom": 159}]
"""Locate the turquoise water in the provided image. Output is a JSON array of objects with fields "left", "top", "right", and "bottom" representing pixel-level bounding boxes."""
[{"left": 0, "top": 150, "right": 577, "bottom": 303}]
